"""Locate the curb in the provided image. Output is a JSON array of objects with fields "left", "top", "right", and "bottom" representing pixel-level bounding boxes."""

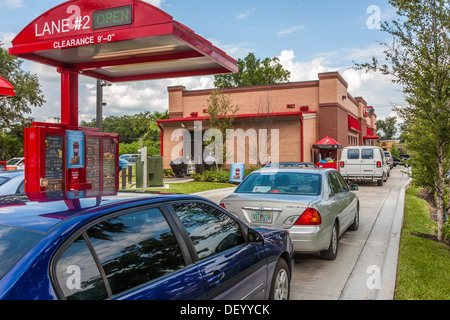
[
  {"left": 339, "top": 169, "right": 411, "bottom": 300},
  {"left": 376, "top": 174, "right": 411, "bottom": 300}
]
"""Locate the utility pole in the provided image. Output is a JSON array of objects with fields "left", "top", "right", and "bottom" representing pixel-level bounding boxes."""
[{"left": 96, "top": 80, "right": 111, "bottom": 131}]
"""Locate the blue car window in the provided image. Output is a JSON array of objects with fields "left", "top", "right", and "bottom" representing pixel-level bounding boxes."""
[
  {"left": 0, "top": 226, "right": 44, "bottom": 280},
  {"left": 172, "top": 203, "right": 245, "bottom": 260},
  {"left": 86, "top": 208, "right": 185, "bottom": 296},
  {"left": 55, "top": 235, "right": 108, "bottom": 300}
]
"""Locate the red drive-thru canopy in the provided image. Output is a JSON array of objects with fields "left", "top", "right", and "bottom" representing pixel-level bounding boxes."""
[
  {"left": 8, "top": 0, "right": 237, "bottom": 202},
  {"left": 313, "top": 136, "right": 343, "bottom": 150},
  {"left": 9, "top": 0, "right": 238, "bottom": 127},
  {"left": 0, "top": 76, "right": 15, "bottom": 97}
]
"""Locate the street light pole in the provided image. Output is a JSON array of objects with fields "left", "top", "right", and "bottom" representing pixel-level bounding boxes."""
[
  {"left": 96, "top": 80, "right": 112, "bottom": 132},
  {"left": 96, "top": 79, "right": 103, "bottom": 131}
]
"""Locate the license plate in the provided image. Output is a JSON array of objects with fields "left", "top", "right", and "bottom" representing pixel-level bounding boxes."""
[
  {"left": 357, "top": 176, "right": 364, "bottom": 180},
  {"left": 251, "top": 211, "right": 273, "bottom": 223}
]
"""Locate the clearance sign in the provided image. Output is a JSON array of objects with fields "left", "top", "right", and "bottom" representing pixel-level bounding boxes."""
[
  {"left": 9, "top": 0, "right": 238, "bottom": 83},
  {"left": 32, "top": 4, "right": 132, "bottom": 49},
  {"left": 9, "top": 0, "right": 176, "bottom": 56}
]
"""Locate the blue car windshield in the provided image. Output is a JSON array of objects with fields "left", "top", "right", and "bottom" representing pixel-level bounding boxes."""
[
  {"left": 235, "top": 172, "right": 322, "bottom": 196},
  {"left": 0, "top": 226, "right": 44, "bottom": 279}
]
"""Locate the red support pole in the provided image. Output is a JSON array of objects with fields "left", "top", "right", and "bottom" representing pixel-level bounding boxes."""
[{"left": 58, "top": 68, "right": 80, "bottom": 129}]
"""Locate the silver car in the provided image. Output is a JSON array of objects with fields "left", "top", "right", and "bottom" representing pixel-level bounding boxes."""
[
  {"left": 0, "top": 171, "right": 25, "bottom": 196},
  {"left": 220, "top": 168, "right": 359, "bottom": 260}
]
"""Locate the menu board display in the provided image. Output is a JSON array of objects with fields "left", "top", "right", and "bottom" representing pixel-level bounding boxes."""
[
  {"left": 66, "top": 130, "right": 85, "bottom": 169},
  {"left": 86, "top": 138, "right": 101, "bottom": 197},
  {"left": 44, "top": 135, "right": 64, "bottom": 189},
  {"left": 25, "top": 124, "right": 119, "bottom": 202},
  {"left": 44, "top": 135, "right": 65, "bottom": 199},
  {"left": 103, "top": 139, "right": 117, "bottom": 194}
]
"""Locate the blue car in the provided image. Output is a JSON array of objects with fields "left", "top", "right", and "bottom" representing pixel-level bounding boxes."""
[{"left": 0, "top": 194, "right": 293, "bottom": 300}]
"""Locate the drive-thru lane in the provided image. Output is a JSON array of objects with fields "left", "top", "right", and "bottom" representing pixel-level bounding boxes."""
[
  {"left": 119, "top": 166, "right": 411, "bottom": 300},
  {"left": 191, "top": 166, "right": 411, "bottom": 300},
  {"left": 289, "top": 167, "right": 410, "bottom": 300}
]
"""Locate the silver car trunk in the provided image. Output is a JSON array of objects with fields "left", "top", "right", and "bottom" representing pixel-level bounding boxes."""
[{"left": 222, "top": 193, "right": 320, "bottom": 228}]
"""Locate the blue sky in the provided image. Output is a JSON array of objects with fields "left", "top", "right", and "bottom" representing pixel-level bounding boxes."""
[{"left": 0, "top": 0, "right": 405, "bottom": 123}]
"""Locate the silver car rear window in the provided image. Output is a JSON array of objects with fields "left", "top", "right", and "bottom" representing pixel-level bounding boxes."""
[{"left": 235, "top": 172, "right": 322, "bottom": 196}]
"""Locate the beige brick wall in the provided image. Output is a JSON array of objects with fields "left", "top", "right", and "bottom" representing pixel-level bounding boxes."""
[
  {"left": 160, "top": 72, "right": 376, "bottom": 169},
  {"left": 160, "top": 117, "right": 302, "bottom": 169}
]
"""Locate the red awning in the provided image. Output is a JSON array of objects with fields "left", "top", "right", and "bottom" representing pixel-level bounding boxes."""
[
  {"left": 364, "top": 127, "right": 379, "bottom": 139},
  {"left": 313, "top": 136, "right": 342, "bottom": 149},
  {"left": 348, "top": 114, "right": 361, "bottom": 132},
  {"left": 8, "top": 0, "right": 238, "bottom": 83},
  {"left": 0, "top": 76, "right": 15, "bottom": 97}
]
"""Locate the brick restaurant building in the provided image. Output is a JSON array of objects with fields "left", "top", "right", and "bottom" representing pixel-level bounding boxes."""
[{"left": 157, "top": 71, "right": 378, "bottom": 170}]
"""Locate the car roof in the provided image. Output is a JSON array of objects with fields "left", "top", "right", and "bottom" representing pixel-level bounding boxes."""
[
  {"left": 344, "top": 146, "right": 381, "bottom": 149},
  {"left": 0, "top": 170, "right": 24, "bottom": 178},
  {"left": 0, "top": 194, "right": 205, "bottom": 234},
  {"left": 256, "top": 167, "right": 331, "bottom": 174}
]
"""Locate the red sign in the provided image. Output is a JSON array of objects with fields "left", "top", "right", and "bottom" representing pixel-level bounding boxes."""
[
  {"left": 9, "top": 0, "right": 237, "bottom": 83},
  {"left": 0, "top": 76, "right": 15, "bottom": 97},
  {"left": 24, "top": 123, "right": 119, "bottom": 202}
]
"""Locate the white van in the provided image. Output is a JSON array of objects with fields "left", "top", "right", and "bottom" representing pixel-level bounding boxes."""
[{"left": 339, "top": 146, "right": 389, "bottom": 186}]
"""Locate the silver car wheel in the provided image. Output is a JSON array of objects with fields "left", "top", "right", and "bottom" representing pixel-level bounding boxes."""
[
  {"left": 273, "top": 268, "right": 289, "bottom": 300},
  {"left": 320, "top": 222, "right": 339, "bottom": 260},
  {"left": 331, "top": 224, "right": 338, "bottom": 255}
]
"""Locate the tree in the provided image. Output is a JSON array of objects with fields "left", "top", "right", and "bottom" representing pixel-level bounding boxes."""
[
  {"left": 205, "top": 90, "right": 240, "bottom": 169},
  {"left": 80, "top": 111, "right": 169, "bottom": 155},
  {"left": 376, "top": 117, "right": 397, "bottom": 139},
  {"left": 213, "top": 53, "right": 291, "bottom": 89},
  {"left": 0, "top": 42, "right": 44, "bottom": 130},
  {"left": 354, "top": 0, "right": 450, "bottom": 240}
]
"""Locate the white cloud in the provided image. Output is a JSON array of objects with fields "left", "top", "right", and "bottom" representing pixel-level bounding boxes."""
[
  {"left": 0, "top": 0, "right": 24, "bottom": 9},
  {"left": 142, "top": 0, "right": 166, "bottom": 8},
  {"left": 277, "top": 48, "right": 406, "bottom": 120},
  {"left": 277, "top": 25, "right": 304, "bottom": 36},
  {"left": 237, "top": 9, "right": 255, "bottom": 20},
  {"left": 0, "top": 32, "right": 16, "bottom": 48},
  {"left": 206, "top": 38, "right": 255, "bottom": 59},
  {"left": 278, "top": 49, "right": 334, "bottom": 81}
]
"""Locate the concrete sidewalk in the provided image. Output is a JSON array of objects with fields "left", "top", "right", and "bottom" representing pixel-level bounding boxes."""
[
  {"left": 339, "top": 168, "right": 411, "bottom": 300},
  {"left": 193, "top": 168, "right": 412, "bottom": 300}
]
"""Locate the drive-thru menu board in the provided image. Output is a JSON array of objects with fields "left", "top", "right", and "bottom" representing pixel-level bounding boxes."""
[
  {"left": 25, "top": 124, "right": 119, "bottom": 202},
  {"left": 43, "top": 135, "right": 64, "bottom": 199},
  {"left": 102, "top": 139, "right": 117, "bottom": 195},
  {"left": 86, "top": 137, "right": 101, "bottom": 197}
]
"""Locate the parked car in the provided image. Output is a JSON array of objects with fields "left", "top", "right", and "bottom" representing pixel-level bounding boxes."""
[
  {"left": 0, "top": 171, "right": 25, "bottom": 196},
  {"left": 119, "top": 154, "right": 140, "bottom": 161},
  {"left": 6, "top": 157, "right": 25, "bottom": 170},
  {"left": 220, "top": 168, "right": 359, "bottom": 260},
  {"left": 264, "top": 162, "right": 317, "bottom": 168},
  {"left": 339, "top": 146, "right": 389, "bottom": 186},
  {"left": 119, "top": 158, "right": 131, "bottom": 170},
  {"left": 0, "top": 194, "right": 293, "bottom": 300},
  {"left": 384, "top": 151, "right": 393, "bottom": 169},
  {"left": 393, "top": 156, "right": 408, "bottom": 167}
]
